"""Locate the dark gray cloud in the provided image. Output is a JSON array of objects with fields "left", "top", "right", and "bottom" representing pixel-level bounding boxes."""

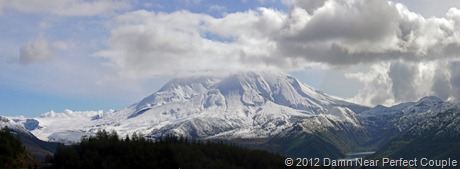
[
  {"left": 291, "top": 0, "right": 398, "bottom": 43},
  {"left": 291, "top": 0, "right": 326, "bottom": 14},
  {"left": 277, "top": 0, "right": 460, "bottom": 66},
  {"left": 388, "top": 61, "right": 419, "bottom": 102},
  {"left": 276, "top": 0, "right": 460, "bottom": 105}
]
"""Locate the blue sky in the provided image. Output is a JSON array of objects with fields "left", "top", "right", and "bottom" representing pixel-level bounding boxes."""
[
  {"left": 1, "top": 0, "right": 460, "bottom": 117},
  {"left": 0, "top": 0, "right": 288, "bottom": 116}
]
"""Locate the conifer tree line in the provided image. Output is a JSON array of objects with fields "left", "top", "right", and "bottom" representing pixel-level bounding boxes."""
[
  {"left": 0, "top": 128, "right": 39, "bottom": 169},
  {"left": 2, "top": 128, "right": 331, "bottom": 169},
  {"left": 49, "top": 130, "right": 292, "bottom": 169}
]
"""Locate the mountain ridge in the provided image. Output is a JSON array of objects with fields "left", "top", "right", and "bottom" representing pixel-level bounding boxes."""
[
  {"left": 4, "top": 71, "right": 459, "bottom": 159},
  {"left": 0, "top": 116, "right": 59, "bottom": 162}
]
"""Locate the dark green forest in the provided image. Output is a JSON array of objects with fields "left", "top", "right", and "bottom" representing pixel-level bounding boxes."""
[
  {"left": 0, "top": 128, "right": 40, "bottom": 169},
  {"left": 1, "top": 128, "right": 331, "bottom": 169},
  {"left": 49, "top": 130, "right": 309, "bottom": 169}
]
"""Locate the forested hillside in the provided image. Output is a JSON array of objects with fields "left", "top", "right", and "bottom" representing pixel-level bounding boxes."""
[
  {"left": 49, "top": 130, "right": 325, "bottom": 169},
  {"left": 0, "top": 128, "right": 40, "bottom": 169}
]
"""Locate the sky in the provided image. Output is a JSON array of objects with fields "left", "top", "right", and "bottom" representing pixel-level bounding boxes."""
[{"left": 1, "top": 0, "right": 460, "bottom": 117}]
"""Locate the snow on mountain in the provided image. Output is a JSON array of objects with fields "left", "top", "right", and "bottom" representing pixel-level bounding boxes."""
[
  {"left": 407, "top": 108, "right": 460, "bottom": 137},
  {"left": 1, "top": 116, "right": 59, "bottom": 161},
  {"left": 14, "top": 72, "right": 367, "bottom": 144},
  {"left": 357, "top": 95, "right": 455, "bottom": 150},
  {"left": 299, "top": 107, "right": 361, "bottom": 133},
  {"left": 372, "top": 108, "right": 460, "bottom": 159},
  {"left": 0, "top": 116, "right": 33, "bottom": 136},
  {"left": 358, "top": 103, "right": 411, "bottom": 133},
  {"left": 11, "top": 110, "right": 110, "bottom": 144},
  {"left": 359, "top": 96, "right": 452, "bottom": 132},
  {"left": 396, "top": 96, "right": 451, "bottom": 131}
]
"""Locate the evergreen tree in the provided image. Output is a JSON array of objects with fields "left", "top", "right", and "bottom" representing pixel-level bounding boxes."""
[
  {"left": 0, "top": 128, "right": 24, "bottom": 168},
  {"left": 0, "top": 128, "right": 39, "bottom": 169}
]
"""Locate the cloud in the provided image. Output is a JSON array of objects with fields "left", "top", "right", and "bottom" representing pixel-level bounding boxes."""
[
  {"left": 277, "top": 0, "right": 460, "bottom": 105},
  {"left": 0, "top": 0, "right": 128, "bottom": 16},
  {"left": 388, "top": 61, "right": 420, "bottom": 102},
  {"left": 277, "top": 0, "right": 460, "bottom": 65},
  {"left": 392, "top": 0, "right": 460, "bottom": 18},
  {"left": 288, "top": 0, "right": 326, "bottom": 14},
  {"left": 286, "top": 0, "right": 400, "bottom": 51},
  {"left": 346, "top": 63, "right": 395, "bottom": 106},
  {"left": 96, "top": 0, "right": 460, "bottom": 105},
  {"left": 97, "top": 9, "right": 291, "bottom": 78},
  {"left": 431, "top": 65, "right": 452, "bottom": 100},
  {"left": 448, "top": 62, "right": 460, "bottom": 101},
  {"left": 346, "top": 60, "right": 460, "bottom": 106},
  {"left": 99, "top": 0, "right": 460, "bottom": 75},
  {"left": 19, "top": 35, "right": 54, "bottom": 64}
]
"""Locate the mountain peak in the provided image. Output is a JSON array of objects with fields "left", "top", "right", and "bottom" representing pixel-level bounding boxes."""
[
  {"left": 135, "top": 71, "right": 358, "bottom": 114},
  {"left": 159, "top": 75, "right": 220, "bottom": 92},
  {"left": 0, "top": 116, "right": 11, "bottom": 123},
  {"left": 416, "top": 96, "right": 443, "bottom": 103},
  {"left": 0, "top": 116, "right": 34, "bottom": 138}
]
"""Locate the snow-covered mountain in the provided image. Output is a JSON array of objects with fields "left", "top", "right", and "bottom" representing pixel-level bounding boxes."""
[
  {"left": 358, "top": 96, "right": 454, "bottom": 148},
  {"left": 8, "top": 71, "right": 460, "bottom": 159},
  {"left": 14, "top": 72, "right": 367, "bottom": 146},
  {"left": 359, "top": 96, "right": 452, "bottom": 133},
  {"left": 0, "top": 116, "right": 33, "bottom": 137},
  {"left": 0, "top": 116, "right": 59, "bottom": 161},
  {"left": 407, "top": 108, "right": 460, "bottom": 137},
  {"left": 372, "top": 107, "right": 460, "bottom": 159}
]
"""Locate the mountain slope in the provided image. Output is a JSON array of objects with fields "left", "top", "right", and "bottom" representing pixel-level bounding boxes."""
[
  {"left": 0, "top": 128, "right": 41, "bottom": 169},
  {"left": 358, "top": 96, "right": 452, "bottom": 149},
  {"left": 265, "top": 107, "right": 369, "bottom": 159},
  {"left": 131, "top": 72, "right": 367, "bottom": 140},
  {"left": 373, "top": 108, "right": 460, "bottom": 159},
  {"left": 0, "top": 116, "right": 60, "bottom": 162},
  {"left": 17, "top": 72, "right": 369, "bottom": 158}
]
